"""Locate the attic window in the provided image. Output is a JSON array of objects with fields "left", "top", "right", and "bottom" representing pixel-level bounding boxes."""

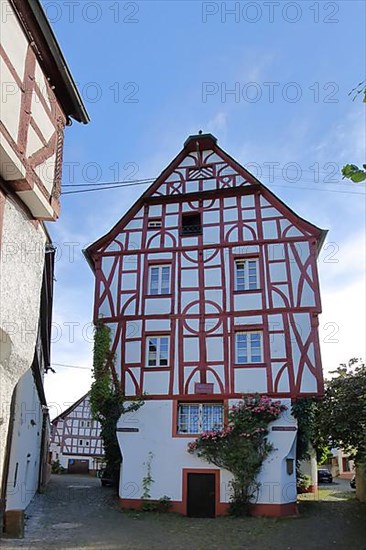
[
  {"left": 181, "top": 213, "right": 202, "bottom": 236},
  {"left": 148, "top": 219, "right": 162, "bottom": 229}
]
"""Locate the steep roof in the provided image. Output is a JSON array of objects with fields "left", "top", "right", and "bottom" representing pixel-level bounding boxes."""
[
  {"left": 84, "top": 133, "right": 327, "bottom": 270},
  {"left": 51, "top": 392, "right": 90, "bottom": 424}
]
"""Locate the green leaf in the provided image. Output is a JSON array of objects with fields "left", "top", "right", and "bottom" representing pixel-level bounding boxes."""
[{"left": 341, "top": 164, "right": 366, "bottom": 183}]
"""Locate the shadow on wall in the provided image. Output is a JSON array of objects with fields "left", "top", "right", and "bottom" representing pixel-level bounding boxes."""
[{"left": 0, "top": 328, "right": 12, "bottom": 364}]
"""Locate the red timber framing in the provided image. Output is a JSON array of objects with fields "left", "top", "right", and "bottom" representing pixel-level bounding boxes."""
[
  {"left": 51, "top": 394, "right": 104, "bottom": 459},
  {"left": 85, "top": 133, "right": 327, "bottom": 402},
  {"left": 0, "top": 0, "right": 89, "bottom": 220},
  {"left": 0, "top": 41, "right": 66, "bottom": 219}
]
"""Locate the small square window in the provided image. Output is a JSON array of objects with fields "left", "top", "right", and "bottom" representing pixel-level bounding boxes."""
[
  {"left": 181, "top": 213, "right": 202, "bottom": 236},
  {"left": 148, "top": 219, "right": 162, "bottom": 228}
]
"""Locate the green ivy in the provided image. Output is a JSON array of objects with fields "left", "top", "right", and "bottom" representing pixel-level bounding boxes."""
[
  {"left": 291, "top": 397, "right": 319, "bottom": 463},
  {"left": 141, "top": 451, "right": 154, "bottom": 500},
  {"left": 90, "top": 321, "right": 143, "bottom": 489}
]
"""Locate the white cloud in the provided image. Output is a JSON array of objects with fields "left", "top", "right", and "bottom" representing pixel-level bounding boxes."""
[
  {"left": 45, "top": 368, "right": 92, "bottom": 420},
  {"left": 320, "top": 277, "right": 366, "bottom": 378},
  {"left": 208, "top": 112, "right": 228, "bottom": 135}
]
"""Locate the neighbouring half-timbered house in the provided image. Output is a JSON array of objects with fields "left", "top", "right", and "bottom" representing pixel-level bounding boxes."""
[
  {"left": 0, "top": 0, "right": 89, "bottom": 536},
  {"left": 85, "top": 133, "right": 326, "bottom": 517},
  {"left": 50, "top": 394, "right": 104, "bottom": 475}
]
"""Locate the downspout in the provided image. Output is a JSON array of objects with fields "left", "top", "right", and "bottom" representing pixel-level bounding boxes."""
[{"left": 37, "top": 406, "right": 49, "bottom": 493}]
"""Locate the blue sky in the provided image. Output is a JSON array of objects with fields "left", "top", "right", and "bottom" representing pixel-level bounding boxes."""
[{"left": 41, "top": 0, "right": 366, "bottom": 415}]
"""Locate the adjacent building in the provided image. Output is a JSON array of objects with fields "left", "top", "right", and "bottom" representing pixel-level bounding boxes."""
[
  {"left": 85, "top": 133, "right": 326, "bottom": 517},
  {"left": 50, "top": 394, "right": 104, "bottom": 475},
  {"left": 0, "top": 0, "right": 89, "bottom": 536}
]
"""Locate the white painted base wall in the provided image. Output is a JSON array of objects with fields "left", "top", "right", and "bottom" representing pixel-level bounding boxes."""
[
  {"left": 117, "top": 398, "right": 297, "bottom": 508},
  {"left": 5, "top": 369, "right": 43, "bottom": 512},
  {"left": 299, "top": 447, "right": 318, "bottom": 488}
]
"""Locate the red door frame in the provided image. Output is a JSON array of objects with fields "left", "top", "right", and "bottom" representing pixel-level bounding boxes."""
[{"left": 182, "top": 468, "right": 223, "bottom": 517}]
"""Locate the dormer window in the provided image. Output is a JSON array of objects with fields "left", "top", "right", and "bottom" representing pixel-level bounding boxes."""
[
  {"left": 181, "top": 212, "right": 202, "bottom": 236},
  {"left": 148, "top": 219, "right": 162, "bottom": 229}
]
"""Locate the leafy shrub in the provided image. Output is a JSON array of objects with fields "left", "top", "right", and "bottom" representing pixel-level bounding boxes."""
[
  {"left": 156, "top": 496, "right": 172, "bottom": 512},
  {"left": 297, "top": 473, "right": 311, "bottom": 493},
  {"left": 51, "top": 459, "right": 65, "bottom": 474}
]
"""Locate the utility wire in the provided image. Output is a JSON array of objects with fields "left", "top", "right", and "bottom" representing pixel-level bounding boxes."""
[
  {"left": 61, "top": 178, "right": 366, "bottom": 196},
  {"left": 51, "top": 363, "right": 91, "bottom": 371},
  {"left": 62, "top": 178, "right": 155, "bottom": 188},
  {"left": 62, "top": 182, "right": 151, "bottom": 195},
  {"left": 62, "top": 168, "right": 362, "bottom": 187}
]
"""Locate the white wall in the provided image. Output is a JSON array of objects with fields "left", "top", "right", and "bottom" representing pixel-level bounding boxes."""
[
  {"left": 117, "top": 398, "right": 297, "bottom": 507},
  {"left": 5, "top": 369, "right": 43, "bottom": 511}
]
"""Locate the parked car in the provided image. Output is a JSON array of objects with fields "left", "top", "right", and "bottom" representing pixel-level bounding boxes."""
[
  {"left": 317, "top": 468, "right": 333, "bottom": 483},
  {"left": 100, "top": 468, "right": 115, "bottom": 487},
  {"left": 350, "top": 475, "right": 356, "bottom": 489}
]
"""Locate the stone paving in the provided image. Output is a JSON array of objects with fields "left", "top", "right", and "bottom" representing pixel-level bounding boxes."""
[{"left": 1, "top": 474, "right": 365, "bottom": 550}]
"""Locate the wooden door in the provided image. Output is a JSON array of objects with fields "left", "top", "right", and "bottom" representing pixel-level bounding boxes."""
[
  {"left": 187, "top": 473, "right": 215, "bottom": 517},
  {"left": 67, "top": 459, "right": 89, "bottom": 474}
]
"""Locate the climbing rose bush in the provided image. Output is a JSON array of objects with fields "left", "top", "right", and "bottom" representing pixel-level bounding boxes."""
[{"left": 187, "top": 394, "right": 287, "bottom": 516}]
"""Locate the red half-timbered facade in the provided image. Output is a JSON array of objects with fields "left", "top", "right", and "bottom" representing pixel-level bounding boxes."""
[{"left": 85, "top": 133, "right": 326, "bottom": 517}]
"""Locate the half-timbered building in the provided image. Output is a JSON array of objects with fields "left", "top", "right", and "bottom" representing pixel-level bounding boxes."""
[
  {"left": 50, "top": 394, "right": 104, "bottom": 475},
  {"left": 85, "top": 133, "right": 326, "bottom": 517}
]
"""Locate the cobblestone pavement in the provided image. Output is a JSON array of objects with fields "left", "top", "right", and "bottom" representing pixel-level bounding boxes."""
[{"left": 1, "top": 474, "right": 365, "bottom": 550}]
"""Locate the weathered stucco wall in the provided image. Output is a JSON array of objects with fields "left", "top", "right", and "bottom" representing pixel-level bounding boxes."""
[{"left": 0, "top": 196, "right": 46, "bottom": 486}]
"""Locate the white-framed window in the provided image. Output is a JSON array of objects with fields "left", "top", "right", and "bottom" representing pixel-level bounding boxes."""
[
  {"left": 177, "top": 403, "right": 224, "bottom": 434},
  {"left": 147, "top": 336, "right": 169, "bottom": 367},
  {"left": 236, "top": 331, "right": 263, "bottom": 364},
  {"left": 148, "top": 265, "right": 171, "bottom": 295},
  {"left": 235, "top": 259, "right": 259, "bottom": 291}
]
